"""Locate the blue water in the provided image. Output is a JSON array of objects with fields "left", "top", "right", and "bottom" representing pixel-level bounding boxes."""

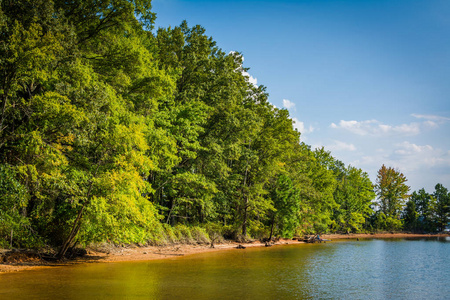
[{"left": 0, "top": 238, "right": 449, "bottom": 299}]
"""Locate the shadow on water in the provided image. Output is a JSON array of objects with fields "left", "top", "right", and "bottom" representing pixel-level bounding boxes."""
[
  {"left": 403, "top": 236, "right": 450, "bottom": 243},
  {"left": 1, "top": 238, "right": 449, "bottom": 300}
]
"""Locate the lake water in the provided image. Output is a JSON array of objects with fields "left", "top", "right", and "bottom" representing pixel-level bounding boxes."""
[{"left": 1, "top": 238, "right": 449, "bottom": 299}]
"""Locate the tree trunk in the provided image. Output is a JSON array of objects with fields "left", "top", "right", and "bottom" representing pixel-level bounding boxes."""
[
  {"left": 242, "top": 196, "right": 248, "bottom": 236},
  {"left": 166, "top": 199, "right": 174, "bottom": 224},
  {"left": 57, "top": 203, "right": 86, "bottom": 259},
  {"left": 57, "top": 179, "right": 95, "bottom": 260},
  {"left": 0, "top": 94, "right": 8, "bottom": 134},
  {"left": 269, "top": 214, "right": 275, "bottom": 241},
  {"left": 241, "top": 140, "right": 250, "bottom": 237}
]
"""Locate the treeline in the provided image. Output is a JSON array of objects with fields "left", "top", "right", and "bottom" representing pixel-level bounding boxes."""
[
  {"left": 403, "top": 184, "right": 449, "bottom": 233},
  {"left": 0, "top": 1, "right": 448, "bottom": 254},
  {"left": 371, "top": 165, "right": 449, "bottom": 232}
]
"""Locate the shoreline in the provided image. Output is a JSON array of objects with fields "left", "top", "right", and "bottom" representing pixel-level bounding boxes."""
[
  {"left": 322, "top": 232, "right": 449, "bottom": 239},
  {"left": 0, "top": 239, "right": 302, "bottom": 274},
  {"left": 1, "top": 233, "right": 448, "bottom": 274}
]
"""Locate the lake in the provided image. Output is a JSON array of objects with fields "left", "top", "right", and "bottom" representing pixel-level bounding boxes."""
[{"left": 1, "top": 238, "right": 449, "bottom": 299}]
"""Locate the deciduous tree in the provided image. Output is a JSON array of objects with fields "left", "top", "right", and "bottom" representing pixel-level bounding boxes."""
[{"left": 375, "top": 165, "right": 410, "bottom": 230}]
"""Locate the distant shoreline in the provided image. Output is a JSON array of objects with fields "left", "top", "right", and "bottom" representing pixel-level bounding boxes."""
[
  {"left": 322, "top": 233, "right": 449, "bottom": 239},
  {"left": 1, "top": 233, "right": 448, "bottom": 274}
]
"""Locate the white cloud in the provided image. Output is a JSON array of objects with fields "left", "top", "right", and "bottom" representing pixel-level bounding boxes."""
[
  {"left": 393, "top": 123, "right": 421, "bottom": 135},
  {"left": 282, "top": 99, "right": 296, "bottom": 109},
  {"left": 330, "top": 119, "right": 377, "bottom": 135},
  {"left": 411, "top": 113, "right": 450, "bottom": 122},
  {"left": 391, "top": 142, "right": 450, "bottom": 169},
  {"left": 326, "top": 140, "right": 356, "bottom": 152},
  {"left": 394, "top": 141, "right": 433, "bottom": 155},
  {"left": 350, "top": 141, "right": 450, "bottom": 191},
  {"left": 330, "top": 119, "right": 425, "bottom": 136},
  {"left": 423, "top": 120, "right": 439, "bottom": 129},
  {"left": 292, "top": 117, "right": 314, "bottom": 134}
]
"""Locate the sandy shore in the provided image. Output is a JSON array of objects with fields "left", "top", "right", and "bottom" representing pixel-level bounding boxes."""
[
  {"left": 0, "top": 239, "right": 301, "bottom": 273},
  {"left": 1, "top": 233, "right": 448, "bottom": 274}
]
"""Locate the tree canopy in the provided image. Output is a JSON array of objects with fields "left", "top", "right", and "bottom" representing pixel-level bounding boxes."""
[{"left": 2, "top": 1, "right": 445, "bottom": 254}]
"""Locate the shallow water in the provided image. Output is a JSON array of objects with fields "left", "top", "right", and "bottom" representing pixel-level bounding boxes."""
[{"left": 1, "top": 238, "right": 449, "bottom": 299}]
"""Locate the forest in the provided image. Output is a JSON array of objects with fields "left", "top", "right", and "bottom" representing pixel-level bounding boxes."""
[{"left": 1, "top": 1, "right": 449, "bottom": 257}]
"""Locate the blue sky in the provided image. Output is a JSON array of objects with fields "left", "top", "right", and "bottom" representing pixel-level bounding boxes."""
[{"left": 152, "top": 0, "right": 450, "bottom": 192}]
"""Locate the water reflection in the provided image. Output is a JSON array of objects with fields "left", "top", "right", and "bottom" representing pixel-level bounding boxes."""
[{"left": 1, "top": 238, "right": 449, "bottom": 299}]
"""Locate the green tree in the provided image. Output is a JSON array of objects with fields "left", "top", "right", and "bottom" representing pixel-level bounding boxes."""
[
  {"left": 410, "top": 189, "right": 435, "bottom": 232},
  {"left": 374, "top": 165, "right": 410, "bottom": 230},
  {"left": 0, "top": 164, "right": 35, "bottom": 248},
  {"left": 282, "top": 146, "right": 337, "bottom": 235},
  {"left": 433, "top": 183, "right": 449, "bottom": 232},
  {"left": 0, "top": 0, "right": 168, "bottom": 256},
  {"left": 268, "top": 174, "right": 301, "bottom": 239},
  {"left": 2, "top": 0, "right": 410, "bottom": 250},
  {"left": 152, "top": 22, "right": 224, "bottom": 225},
  {"left": 403, "top": 199, "right": 418, "bottom": 232},
  {"left": 333, "top": 166, "right": 375, "bottom": 233},
  {"left": 312, "top": 148, "right": 375, "bottom": 233}
]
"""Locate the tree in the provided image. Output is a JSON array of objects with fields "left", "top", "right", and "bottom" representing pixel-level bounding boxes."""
[
  {"left": 268, "top": 174, "right": 301, "bottom": 239},
  {"left": 282, "top": 146, "right": 337, "bottom": 234},
  {"left": 409, "top": 189, "right": 435, "bottom": 232},
  {"left": 312, "top": 149, "right": 375, "bottom": 233},
  {"left": 0, "top": 164, "right": 34, "bottom": 248},
  {"left": 152, "top": 22, "right": 235, "bottom": 225},
  {"left": 374, "top": 165, "right": 410, "bottom": 230},
  {"left": 433, "top": 183, "right": 449, "bottom": 232},
  {"left": 0, "top": 0, "right": 168, "bottom": 257},
  {"left": 3, "top": 0, "right": 415, "bottom": 249},
  {"left": 333, "top": 166, "right": 375, "bottom": 233},
  {"left": 403, "top": 199, "right": 418, "bottom": 232}
]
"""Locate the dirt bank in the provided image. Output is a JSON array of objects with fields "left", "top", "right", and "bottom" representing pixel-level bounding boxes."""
[
  {"left": 2, "top": 233, "right": 448, "bottom": 274},
  {"left": 0, "top": 239, "right": 302, "bottom": 274}
]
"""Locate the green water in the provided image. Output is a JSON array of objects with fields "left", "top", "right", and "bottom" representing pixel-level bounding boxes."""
[{"left": 1, "top": 238, "right": 449, "bottom": 299}]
